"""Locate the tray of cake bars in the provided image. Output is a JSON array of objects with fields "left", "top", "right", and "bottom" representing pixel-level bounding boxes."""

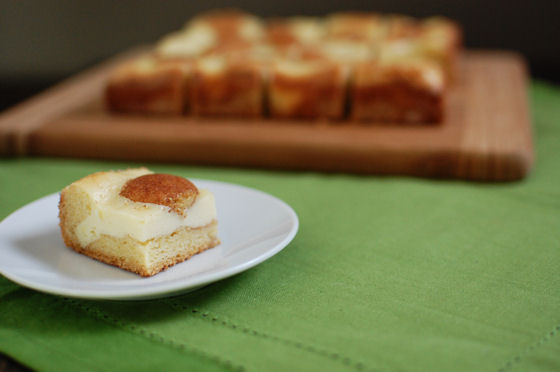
[{"left": 0, "top": 10, "right": 533, "bottom": 181}]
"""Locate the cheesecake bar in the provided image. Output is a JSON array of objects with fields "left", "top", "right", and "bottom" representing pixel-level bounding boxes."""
[
  {"left": 190, "top": 54, "right": 266, "bottom": 117},
  {"left": 59, "top": 168, "right": 219, "bottom": 277},
  {"left": 268, "top": 58, "right": 347, "bottom": 120},
  {"left": 105, "top": 57, "right": 191, "bottom": 115},
  {"left": 351, "top": 59, "right": 445, "bottom": 123}
]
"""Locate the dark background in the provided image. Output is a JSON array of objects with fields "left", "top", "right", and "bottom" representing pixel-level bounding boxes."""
[{"left": 0, "top": 0, "right": 558, "bottom": 111}]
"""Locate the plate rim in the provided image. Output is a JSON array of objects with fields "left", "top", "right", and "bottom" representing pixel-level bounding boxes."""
[{"left": 0, "top": 179, "right": 299, "bottom": 300}]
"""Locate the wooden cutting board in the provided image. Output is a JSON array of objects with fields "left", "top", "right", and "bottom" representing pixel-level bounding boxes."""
[{"left": 0, "top": 49, "right": 533, "bottom": 181}]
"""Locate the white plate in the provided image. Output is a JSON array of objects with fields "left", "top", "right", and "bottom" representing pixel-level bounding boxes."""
[{"left": 0, "top": 180, "right": 298, "bottom": 300}]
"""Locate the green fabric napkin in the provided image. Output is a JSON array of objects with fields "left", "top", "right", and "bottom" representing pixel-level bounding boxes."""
[{"left": 1, "top": 81, "right": 559, "bottom": 372}]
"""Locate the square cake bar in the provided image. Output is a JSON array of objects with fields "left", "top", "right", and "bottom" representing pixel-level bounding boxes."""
[
  {"left": 190, "top": 54, "right": 265, "bottom": 118},
  {"left": 351, "top": 59, "right": 445, "bottom": 123},
  {"left": 268, "top": 58, "right": 347, "bottom": 120},
  {"left": 105, "top": 57, "right": 191, "bottom": 115}
]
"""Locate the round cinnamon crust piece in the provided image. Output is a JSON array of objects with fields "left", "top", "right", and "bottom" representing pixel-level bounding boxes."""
[{"left": 120, "top": 173, "right": 199, "bottom": 216}]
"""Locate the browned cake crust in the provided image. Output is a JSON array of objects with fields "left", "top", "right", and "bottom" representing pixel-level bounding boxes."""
[{"left": 66, "top": 241, "right": 217, "bottom": 278}]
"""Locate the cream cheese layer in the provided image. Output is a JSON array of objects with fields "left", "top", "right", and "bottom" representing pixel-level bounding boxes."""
[{"left": 72, "top": 169, "right": 217, "bottom": 246}]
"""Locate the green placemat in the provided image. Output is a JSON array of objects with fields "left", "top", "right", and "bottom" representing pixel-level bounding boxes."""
[{"left": 1, "top": 81, "right": 559, "bottom": 372}]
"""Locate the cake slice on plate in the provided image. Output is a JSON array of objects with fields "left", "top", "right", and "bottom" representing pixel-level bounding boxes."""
[{"left": 59, "top": 168, "right": 219, "bottom": 277}]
